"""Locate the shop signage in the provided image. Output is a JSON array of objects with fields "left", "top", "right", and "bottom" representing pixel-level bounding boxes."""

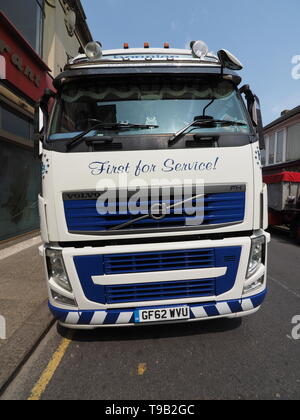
[
  {"left": 0, "top": 12, "right": 50, "bottom": 102},
  {"left": 0, "top": 39, "right": 41, "bottom": 87}
]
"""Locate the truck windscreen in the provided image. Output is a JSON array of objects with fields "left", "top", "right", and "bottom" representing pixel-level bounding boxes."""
[{"left": 49, "top": 76, "right": 251, "bottom": 141}]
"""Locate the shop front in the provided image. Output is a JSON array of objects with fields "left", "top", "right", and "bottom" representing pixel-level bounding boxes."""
[{"left": 0, "top": 11, "right": 51, "bottom": 241}]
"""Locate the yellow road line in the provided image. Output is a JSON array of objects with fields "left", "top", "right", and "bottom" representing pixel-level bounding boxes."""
[
  {"left": 28, "top": 331, "right": 74, "bottom": 400},
  {"left": 138, "top": 363, "right": 147, "bottom": 376}
]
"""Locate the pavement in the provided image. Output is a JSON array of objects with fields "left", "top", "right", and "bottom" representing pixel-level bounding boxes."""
[
  {"left": 0, "top": 232, "right": 54, "bottom": 392},
  {"left": 1, "top": 229, "right": 300, "bottom": 400}
]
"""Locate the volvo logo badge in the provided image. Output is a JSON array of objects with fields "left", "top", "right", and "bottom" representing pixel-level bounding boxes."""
[{"left": 150, "top": 203, "right": 169, "bottom": 220}]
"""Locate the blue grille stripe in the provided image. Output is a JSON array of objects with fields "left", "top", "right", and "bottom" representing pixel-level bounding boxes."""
[
  {"left": 66, "top": 213, "right": 245, "bottom": 229},
  {"left": 104, "top": 260, "right": 215, "bottom": 274},
  {"left": 64, "top": 194, "right": 244, "bottom": 207},
  {"left": 107, "top": 289, "right": 215, "bottom": 300},
  {"left": 64, "top": 194, "right": 244, "bottom": 209},
  {"left": 106, "top": 280, "right": 216, "bottom": 303},
  {"left": 65, "top": 205, "right": 245, "bottom": 215},
  {"left": 105, "top": 249, "right": 214, "bottom": 258},
  {"left": 104, "top": 248, "right": 215, "bottom": 274},
  {"left": 107, "top": 280, "right": 215, "bottom": 293},
  {"left": 108, "top": 287, "right": 215, "bottom": 294},
  {"left": 64, "top": 192, "right": 246, "bottom": 231}
]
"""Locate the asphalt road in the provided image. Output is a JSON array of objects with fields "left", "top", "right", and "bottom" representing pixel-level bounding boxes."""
[{"left": 2, "top": 230, "right": 300, "bottom": 401}]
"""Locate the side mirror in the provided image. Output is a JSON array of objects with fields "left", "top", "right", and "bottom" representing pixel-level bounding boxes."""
[
  {"left": 217, "top": 49, "right": 243, "bottom": 71},
  {"left": 34, "top": 89, "right": 56, "bottom": 158},
  {"left": 240, "top": 85, "right": 265, "bottom": 150}
]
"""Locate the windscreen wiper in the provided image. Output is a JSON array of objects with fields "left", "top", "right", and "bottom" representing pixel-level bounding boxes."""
[
  {"left": 67, "top": 122, "right": 159, "bottom": 151},
  {"left": 168, "top": 118, "right": 247, "bottom": 146}
]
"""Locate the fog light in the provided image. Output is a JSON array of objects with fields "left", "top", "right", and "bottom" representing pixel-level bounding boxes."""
[
  {"left": 46, "top": 249, "right": 72, "bottom": 292},
  {"left": 243, "top": 276, "right": 264, "bottom": 294},
  {"left": 51, "top": 290, "right": 77, "bottom": 307},
  {"left": 247, "top": 236, "right": 265, "bottom": 278}
]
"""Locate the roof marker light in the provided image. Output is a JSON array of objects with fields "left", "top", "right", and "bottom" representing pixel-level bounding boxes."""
[
  {"left": 123, "top": 43, "right": 129, "bottom": 49},
  {"left": 144, "top": 42, "right": 150, "bottom": 48},
  {"left": 190, "top": 40, "right": 209, "bottom": 59},
  {"left": 84, "top": 41, "right": 102, "bottom": 60},
  {"left": 164, "top": 42, "right": 170, "bottom": 49}
]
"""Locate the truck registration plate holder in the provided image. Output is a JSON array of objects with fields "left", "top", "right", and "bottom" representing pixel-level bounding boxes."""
[{"left": 134, "top": 306, "right": 190, "bottom": 323}]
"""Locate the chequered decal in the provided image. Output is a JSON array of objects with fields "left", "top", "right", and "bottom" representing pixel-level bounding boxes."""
[{"left": 49, "top": 290, "right": 267, "bottom": 326}]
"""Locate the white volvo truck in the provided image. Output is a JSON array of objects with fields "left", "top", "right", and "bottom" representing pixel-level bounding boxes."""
[{"left": 36, "top": 41, "right": 270, "bottom": 329}]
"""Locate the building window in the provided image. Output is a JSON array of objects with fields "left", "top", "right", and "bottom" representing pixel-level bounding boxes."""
[
  {"left": 0, "top": 140, "right": 41, "bottom": 241},
  {"left": 0, "top": 102, "right": 40, "bottom": 241},
  {"left": 268, "top": 133, "right": 275, "bottom": 165},
  {"left": 264, "top": 129, "right": 287, "bottom": 166},
  {"left": 1, "top": 0, "right": 44, "bottom": 54},
  {"left": 276, "top": 130, "right": 285, "bottom": 163},
  {"left": 0, "top": 102, "right": 34, "bottom": 146}
]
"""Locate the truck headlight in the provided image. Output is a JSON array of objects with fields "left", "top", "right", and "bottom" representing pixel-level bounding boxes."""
[
  {"left": 246, "top": 236, "right": 266, "bottom": 278},
  {"left": 46, "top": 249, "right": 72, "bottom": 292}
]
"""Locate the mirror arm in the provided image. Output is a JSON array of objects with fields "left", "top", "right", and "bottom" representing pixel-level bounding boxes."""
[
  {"left": 240, "top": 84, "right": 255, "bottom": 116},
  {"left": 240, "top": 85, "right": 265, "bottom": 150},
  {"left": 34, "top": 89, "right": 55, "bottom": 159},
  {"left": 40, "top": 89, "right": 56, "bottom": 124},
  {"left": 240, "top": 84, "right": 256, "bottom": 125}
]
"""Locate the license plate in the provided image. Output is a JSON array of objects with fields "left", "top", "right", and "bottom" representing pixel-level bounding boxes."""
[{"left": 134, "top": 306, "right": 190, "bottom": 323}]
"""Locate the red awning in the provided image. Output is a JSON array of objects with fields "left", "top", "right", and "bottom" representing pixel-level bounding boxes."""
[{"left": 263, "top": 171, "right": 300, "bottom": 184}]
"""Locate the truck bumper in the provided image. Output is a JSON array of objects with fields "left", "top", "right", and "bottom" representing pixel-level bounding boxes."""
[{"left": 50, "top": 289, "right": 267, "bottom": 329}]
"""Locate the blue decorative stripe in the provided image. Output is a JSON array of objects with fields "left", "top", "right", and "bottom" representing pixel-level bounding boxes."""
[
  {"left": 73, "top": 246, "right": 241, "bottom": 304},
  {"left": 228, "top": 300, "right": 243, "bottom": 313},
  {"left": 64, "top": 192, "right": 246, "bottom": 232},
  {"left": 203, "top": 305, "right": 220, "bottom": 317},
  {"left": 78, "top": 311, "right": 94, "bottom": 325},
  {"left": 49, "top": 290, "right": 267, "bottom": 326}
]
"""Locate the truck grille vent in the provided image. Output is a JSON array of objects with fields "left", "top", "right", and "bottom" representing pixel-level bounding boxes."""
[
  {"left": 73, "top": 246, "right": 242, "bottom": 304},
  {"left": 105, "top": 279, "right": 216, "bottom": 303},
  {"left": 104, "top": 248, "right": 215, "bottom": 274},
  {"left": 64, "top": 192, "right": 246, "bottom": 234}
]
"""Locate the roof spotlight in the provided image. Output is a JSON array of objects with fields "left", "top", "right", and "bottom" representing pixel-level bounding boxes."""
[
  {"left": 84, "top": 41, "right": 103, "bottom": 60},
  {"left": 190, "top": 40, "right": 209, "bottom": 59}
]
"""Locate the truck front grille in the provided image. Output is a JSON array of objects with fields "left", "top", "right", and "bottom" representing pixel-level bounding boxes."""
[
  {"left": 64, "top": 191, "right": 246, "bottom": 234},
  {"left": 73, "top": 246, "right": 242, "bottom": 304}
]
